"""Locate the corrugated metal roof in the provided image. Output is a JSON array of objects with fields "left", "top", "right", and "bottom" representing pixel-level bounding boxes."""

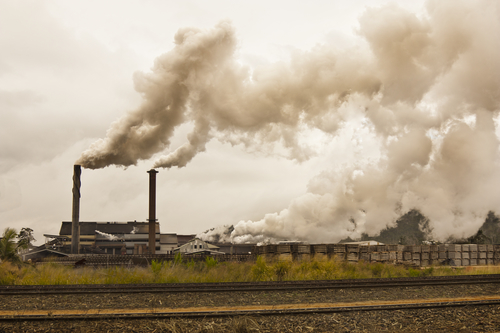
[{"left": 59, "top": 221, "right": 158, "bottom": 236}]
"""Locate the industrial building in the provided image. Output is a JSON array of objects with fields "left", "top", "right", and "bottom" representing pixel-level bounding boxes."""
[
  {"left": 25, "top": 165, "right": 255, "bottom": 261},
  {"left": 43, "top": 221, "right": 195, "bottom": 255}
]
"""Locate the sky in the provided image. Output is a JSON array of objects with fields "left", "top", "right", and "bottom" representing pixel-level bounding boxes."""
[{"left": 1, "top": 0, "right": 499, "bottom": 245}]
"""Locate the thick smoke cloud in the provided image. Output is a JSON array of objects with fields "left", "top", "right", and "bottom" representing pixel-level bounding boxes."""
[
  {"left": 79, "top": 0, "right": 500, "bottom": 243},
  {"left": 77, "top": 18, "right": 381, "bottom": 168}
]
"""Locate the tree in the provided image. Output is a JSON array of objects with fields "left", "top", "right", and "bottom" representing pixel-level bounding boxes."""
[
  {"left": 17, "top": 227, "right": 35, "bottom": 250},
  {"left": 468, "top": 229, "right": 492, "bottom": 244},
  {"left": 0, "top": 228, "right": 20, "bottom": 263}
]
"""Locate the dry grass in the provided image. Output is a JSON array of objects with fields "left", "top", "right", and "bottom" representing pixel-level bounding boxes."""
[{"left": 1, "top": 256, "right": 500, "bottom": 285}]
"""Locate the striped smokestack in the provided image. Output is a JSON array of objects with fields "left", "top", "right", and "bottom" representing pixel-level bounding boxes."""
[
  {"left": 147, "top": 169, "right": 158, "bottom": 254},
  {"left": 71, "top": 165, "right": 81, "bottom": 254}
]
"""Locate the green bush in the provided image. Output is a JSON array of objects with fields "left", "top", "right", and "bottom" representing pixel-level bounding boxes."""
[
  {"left": 151, "top": 260, "right": 163, "bottom": 275},
  {"left": 173, "top": 252, "right": 183, "bottom": 266},
  {"left": 205, "top": 256, "right": 218, "bottom": 269},
  {"left": 273, "top": 261, "right": 291, "bottom": 281},
  {"left": 0, "top": 262, "right": 18, "bottom": 285},
  {"left": 408, "top": 267, "right": 421, "bottom": 277},
  {"left": 370, "top": 263, "right": 384, "bottom": 277},
  {"left": 251, "top": 256, "right": 272, "bottom": 281}
]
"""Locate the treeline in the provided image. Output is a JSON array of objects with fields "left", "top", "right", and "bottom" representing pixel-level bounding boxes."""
[{"left": 344, "top": 210, "right": 500, "bottom": 245}]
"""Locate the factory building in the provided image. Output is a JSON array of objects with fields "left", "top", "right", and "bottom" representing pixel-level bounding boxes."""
[
  {"left": 33, "top": 165, "right": 255, "bottom": 259},
  {"left": 43, "top": 221, "right": 195, "bottom": 255}
]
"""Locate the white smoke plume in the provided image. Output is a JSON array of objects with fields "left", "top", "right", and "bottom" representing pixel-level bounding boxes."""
[
  {"left": 96, "top": 230, "right": 123, "bottom": 241},
  {"left": 79, "top": 0, "right": 500, "bottom": 243},
  {"left": 198, "top": 225, "right": 235, "bottom": 243}
]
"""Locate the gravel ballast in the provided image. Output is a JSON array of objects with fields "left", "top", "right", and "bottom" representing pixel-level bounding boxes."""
[{"left": 1, "top": 282, "right": 499, "bottom": 332}]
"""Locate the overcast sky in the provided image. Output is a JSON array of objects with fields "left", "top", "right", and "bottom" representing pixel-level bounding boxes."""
[{"left": 1, "top": 0, "right": 498, "bottom": 245}]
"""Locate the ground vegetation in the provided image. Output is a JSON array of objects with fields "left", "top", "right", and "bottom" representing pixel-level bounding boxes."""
[{"left": 1, "top": 256, "right": 499, "bottom": 286}]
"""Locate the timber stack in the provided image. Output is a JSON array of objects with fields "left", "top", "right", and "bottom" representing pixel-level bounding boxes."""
[{"left": 256, "top": 243, "right": 500, "bottom": 266}]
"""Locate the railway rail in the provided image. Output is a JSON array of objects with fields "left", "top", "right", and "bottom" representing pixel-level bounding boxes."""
[
  {"left": 1, "top": 274, "right": 500, "bottom": 295},
  {"left": 1, "top": 297, "right": 500, "bottom": 321}
]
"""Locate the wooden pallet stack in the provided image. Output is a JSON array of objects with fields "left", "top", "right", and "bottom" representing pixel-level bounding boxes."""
[
  {"left": 36, "top": 243, "right": 500, "bottom": 267},
  {"left": 447, "top": 244, "right": 462, "bottom": 266},
  {"left": 249, "top": 243, "right": 500, "bottom": 266},
  {"left": 311, "top": 244, "right": 326, "bottom": 253},
  {"left": 252, "top": 246, "right": 265, "bottom": 256},
  {"left": 377, "top": 245, "right": 389, "bottom": 263},
  {"left": 395, "top": 245, "right": 405, "bottom": 262},
  {"left": 438, "top": 244, "right": 448, "bottom": 263},
  {"left": 429, "top": 245, "right": 439, "bottom": 265},
  {"left": 488, "top": 244, "right": 495, "bottom": 265},
  {"left": 389, "top": 245, "right": 401, "bottom": 263},
  {"left": 276, "top": 244, "right": 292, "bottom": 261},
  {"left": 461, "top": 244, "right": 470, "bottom": 266},
  {"left": 264, "top": 244, "right": 277, "bottom": 260},
  {"left": 495, "top": 245, "right": 500, "bottom": 265},
  {"left": 478, "top": 244, "right": 487, "bottom": 265},
  {"left": 469, "top": 244, "right": 478, "bottom": 266},
  {"left": 277, "top": 244, "right": 291, "bottom": 254},
  {"left": 311, "top": 244, "right": 328, "bottom": 260},
  {"left": 346, "top": 244, "right": 360, "bottom": 262},
  {"left": 293, "top": 244, "right": 311, "bottom": 261},
  {"left": 420, "top": 245, "right": 430, "bottom": 266},
  {"left": 407, "top": 245, "right": 422, "bottom": 266},
  {"left": 366, "top": 245, "right": 386, "bottom": 263},
  {"left": 328, "top": 244, "right": 346, "bottom": 260},
  {"left": 290, "top": 244, "right": 311, "bottom": 254},
  {"left": 359, "top": 245, "right": 370, "bottom": 262}
]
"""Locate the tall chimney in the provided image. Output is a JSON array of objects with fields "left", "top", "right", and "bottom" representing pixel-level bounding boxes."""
[
  {"left": 147, "top": 169, "right": 158, "bottom": 254},
  {"left": 71, "top": 165, "right": 81, "bottom": 254}
]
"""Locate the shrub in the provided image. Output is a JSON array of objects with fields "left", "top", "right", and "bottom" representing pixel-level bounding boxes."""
[
  {"left": 273, "top": 261, "right": 291, "bottom": 281},
  {"left": 173, "top": 253, "right": 183, "bottom": 266},
  {"left": 205, "top": 256, "right": 218, "bottom": 269},
  {"left": 251, "top": 256, "right": 272, "bottom": 281},
  {"left": 0, "top": 262, "right": 18, "bottom": 285},
  {"left": 408, "top": 267, "right": 421, "bottom": 277},
  {"left": 370, "top": 263, "right": 384, "bottom": 277},
  {"left": 151, "top": 260, "right": 163, "bottom": 275}
]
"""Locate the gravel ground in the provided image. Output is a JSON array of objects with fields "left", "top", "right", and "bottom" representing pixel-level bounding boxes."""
[
  {"left": 1, "top": 306, "right": 500, "bottom": 332},
  {"left": 1, "top": 283, "right": 499, "bottom": 311},
  {"left": 1, "top": 283, "right": 500, "bottom": 332}
]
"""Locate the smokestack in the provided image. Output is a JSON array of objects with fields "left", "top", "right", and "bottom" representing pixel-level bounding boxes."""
[
  {"left": 147, "top": 169, "right": 158, "bottom": 254},
  {"left": 71, "top": 165, "right": 81, "bottom": 254}
]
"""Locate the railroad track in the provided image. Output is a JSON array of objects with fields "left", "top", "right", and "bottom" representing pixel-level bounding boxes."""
[
  {"left": 1, "top": 296, "right": 500, "bottom": 321},
  {"left": 1, "top": 274, "right": 500, "bottom": 295}
]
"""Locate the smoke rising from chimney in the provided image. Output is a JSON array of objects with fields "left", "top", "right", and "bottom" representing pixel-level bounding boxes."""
[{"left": 78, "top": 0, "right": 500, "bottom": 242}]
